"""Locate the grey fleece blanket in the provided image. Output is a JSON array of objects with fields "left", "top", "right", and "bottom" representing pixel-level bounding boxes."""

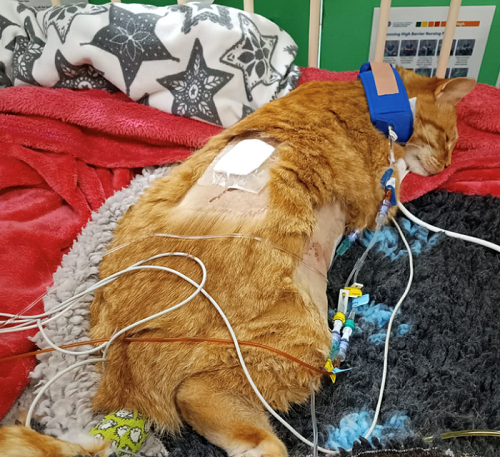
[{"left": 3, "top": 166, "right": 171, "bottom": 456}]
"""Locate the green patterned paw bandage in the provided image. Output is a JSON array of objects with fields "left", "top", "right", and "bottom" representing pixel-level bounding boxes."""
[{"left": 89, "top": 409, "right": 150, "bottom": 456}]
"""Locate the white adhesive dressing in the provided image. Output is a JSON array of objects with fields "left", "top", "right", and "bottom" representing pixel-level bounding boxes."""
[
  {"left": 198, "top": 139, "right": 277, "bottom": 194},
  {"left": 214, "top": 139, "right": 275, "bottom": 176}
]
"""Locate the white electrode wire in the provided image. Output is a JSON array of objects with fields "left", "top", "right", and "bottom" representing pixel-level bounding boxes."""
[
  {"left": 0, "top": 262, "right": 149, "bottom": 323},
  {"left": 101, "top": 260, "right": 206, "bottom": 360},
  {"left": 0, "top": 295, "right": 89, "bottom": 333},
  {"left": 25, "top": 255, "right": 206, "bottom": 426},
  {"left": 0, "top": 298, "right": 80, "bottom": 324},
  {"left": 15, "top": 235, "right": 408, "bottom": 454},
  {"left": 19, "top": 225, "right": 414, "bottom": 452},
  {"left": 0, "top": 283, "right": 108, "bottom": 324},
  {"left": 24, "top": 251, "right": 341, "bottom": 454},
  {"left": 35, "top": 254, "right": 207, "bottom": 357},
  {"left": 397, "top": 201, "right": 500, "bottom": 253},
  {"left": 106, "top": 232, "right": 325, "bottom": 280},
  {"left": 1, "top": 320, "right": 35, "bottom": 329},
  {"left": 0, "top": 285, "right": 90, "bottom": 329},
  {"left": 0, "top": 235, "right": 261, "bottom": 325},
  {"left": 363, "top": 216, "right": 414, "bottom": 440},
  {"left": 20, "top": 234, "right": 414, "bottom": 455},
  {"left": 0, "top": 285, "right": 64, "bottom": 329},
  {"left": 0, "top": 253, "right": 206, "bottom": 338},
  {"left": 153, "top": 233, "right": 325, "bottom": 279},
  {"left": 0, "top": 298, "right": 85, "bottom": 334},
  {"left": 25, "top": 358, "right": 105, "bottom": 427},
  {"left": 0, "top": 232, "right": 327, "bottom": 329},
  {"left": 310, "top": 381, "right": 319, "bottom": 457}
]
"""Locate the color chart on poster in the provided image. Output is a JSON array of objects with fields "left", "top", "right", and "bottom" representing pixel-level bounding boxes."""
[{"left": 369, "top": 6, "right": 495, "bottom": 79}]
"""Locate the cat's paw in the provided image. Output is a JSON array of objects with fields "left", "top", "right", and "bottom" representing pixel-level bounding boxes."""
[
  {"left": 230, "top": 437, "right": 288, "bottom": 457},
  {"left": 59, "top": 429, "right": 114, "bottom": 456}
]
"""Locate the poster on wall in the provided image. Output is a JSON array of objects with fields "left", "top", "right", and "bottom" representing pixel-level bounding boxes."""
[
  {"left": 369, "top": 6, "right": 495, "bottom": 80},
  {"left": 17, "top": 0, "right": 86, "bottom": 10}
]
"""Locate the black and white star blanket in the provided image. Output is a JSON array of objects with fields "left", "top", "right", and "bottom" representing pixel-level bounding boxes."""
[{"left": 0, "top": 1, "right": 300, "bottom": 127}]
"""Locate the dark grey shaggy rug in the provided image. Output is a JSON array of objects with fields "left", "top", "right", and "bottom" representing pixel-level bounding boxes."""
[{"left": 158, "top": 191, "right": 500, "bottom": 457}]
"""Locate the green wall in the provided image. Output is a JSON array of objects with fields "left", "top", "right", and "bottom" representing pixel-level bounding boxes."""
[
  {"left": 89, "top": 0, "right": 500, "bottom": 85},
  {"left": 321, "top": 0, "right": 500, "bottom": 85}
]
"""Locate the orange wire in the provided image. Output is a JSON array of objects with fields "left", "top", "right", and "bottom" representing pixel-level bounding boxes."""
[{"left": 0, "top": 336, "right": 328, "bottom": 376}]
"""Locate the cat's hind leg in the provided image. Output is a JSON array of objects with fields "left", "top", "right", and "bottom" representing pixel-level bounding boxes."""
[{"left": 176, "top": 372, "right": 288, "bottom": 457}]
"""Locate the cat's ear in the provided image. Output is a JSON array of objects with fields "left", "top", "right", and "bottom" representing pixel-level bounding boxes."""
[{"left": 435, "top": 77, "right": 476, "bottom": 105}]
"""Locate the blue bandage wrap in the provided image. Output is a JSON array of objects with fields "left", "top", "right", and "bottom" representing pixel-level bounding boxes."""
[{"left": 358, "top": 62, "right": 413, "bottom": 143}]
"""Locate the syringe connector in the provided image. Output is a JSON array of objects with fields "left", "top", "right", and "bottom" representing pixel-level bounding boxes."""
[{"left": 336, "top": 229, "right": 362, "bottom": 256}]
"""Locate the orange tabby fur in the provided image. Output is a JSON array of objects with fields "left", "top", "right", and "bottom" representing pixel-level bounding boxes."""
[
  {"left": 0, "top": 68, "right": 474, "bottom": 457},
  {"left": 0, "top": 425, "right": 111, "bottom": 457}
]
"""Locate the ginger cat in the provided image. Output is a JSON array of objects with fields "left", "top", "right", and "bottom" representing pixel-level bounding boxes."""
[{"left": 0, "top": 68, "right": 474, "bottom": 457}]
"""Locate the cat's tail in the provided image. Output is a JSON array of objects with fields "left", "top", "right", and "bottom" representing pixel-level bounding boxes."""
[{"left": 0, "top": 425, "right": 113, "bottom": 457}]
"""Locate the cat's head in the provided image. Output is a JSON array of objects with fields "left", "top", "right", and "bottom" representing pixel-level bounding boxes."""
[{"left": 397, "top": 67, "right": 475, "bottom": 176}]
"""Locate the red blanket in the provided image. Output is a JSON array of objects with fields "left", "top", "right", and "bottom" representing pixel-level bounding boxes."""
[
  {"left": 1, "top": 67, "right": 499, "bottom": 421},
  {"left": 0, "top": 88, "right": 221, "bottom": 419},
  {"left": 401, "top": 82, "right": 500, "bottom": 200}
]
